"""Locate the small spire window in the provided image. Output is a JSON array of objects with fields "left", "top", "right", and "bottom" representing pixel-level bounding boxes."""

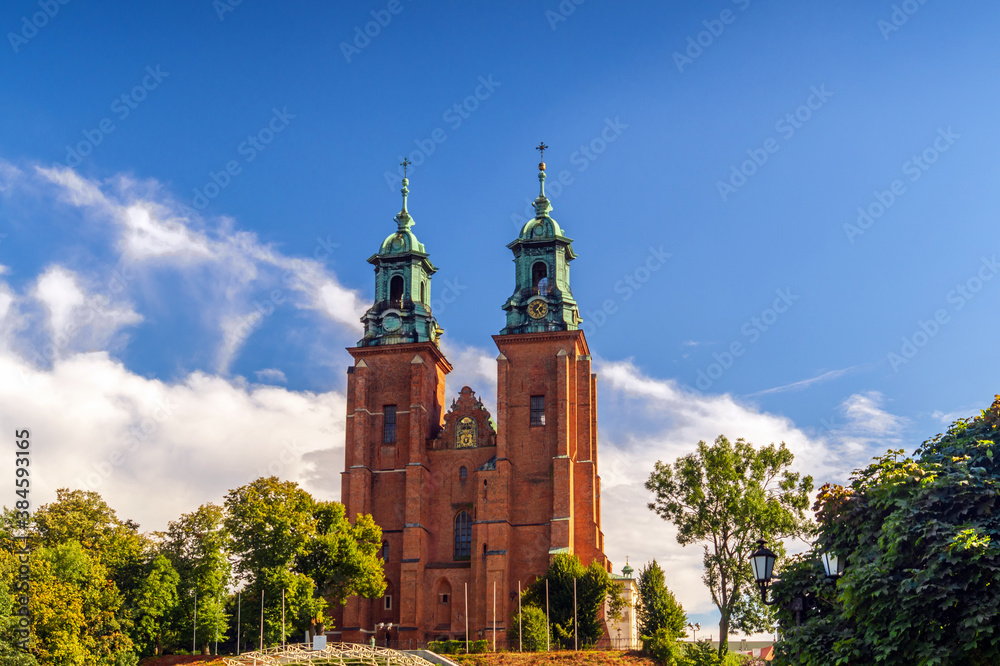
[
  {"left": 532, "top": 262, "right": 549, "bottom": 294},
  {"left": 389, "top": 275, "right": 404, "bottom": 307},
  {"left": 383, "top": 405, "right": 397, "bottom": 443}
]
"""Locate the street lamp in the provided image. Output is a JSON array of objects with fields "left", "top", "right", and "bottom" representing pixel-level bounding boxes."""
[
  {"left": 749, "top": 539, "right": 778, "bottom": 605},
  {"left": 687, "top": 622, "right": 701, "bottom": 642},
  {"left": 821, "top": 551, "right": 846, "bottom": 579}
]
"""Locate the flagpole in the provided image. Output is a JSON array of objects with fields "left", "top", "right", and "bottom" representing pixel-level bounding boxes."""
[
  {"left": 545, "top": 579, "right": 550, "bottom": 652},
  {"left": 518, "top": 580, "right": 522, "bottom": 652}
]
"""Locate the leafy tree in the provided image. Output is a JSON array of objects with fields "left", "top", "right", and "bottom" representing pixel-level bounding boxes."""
[
  {"left": 299, "top": 501, "right": 385, "bottom": 605},
  {"left": 645, "top": 435, "right": 814, "bottom": 655},
  {"left": 157, "top": 503, "right": 230, "bottom": 654},
  {"left": 522, "top": 553, "right": 624, "bottom": 649},
  {"left": 0, "top": 579, "right": 38, "bottom": 665},
  {"left": 508, "top": 604, "right": 549, "bottom": 651},
  {"left": 636, "top": 559, "right": 686, "bottom": 642},
  {"left": 32, "top": 489, "right": 147, "bottom": 593},
  {"left": 224, "top": 477, "right": 385, "bottom": 646},
  {"left": 774, "top": 395, "right": 1000, "bottom": 665},
  {"left": 1, "top": 540, "right": 138, "bottom": 665},
  {"left": 129, "top": 554, "right": 179, "bottom": 656}
]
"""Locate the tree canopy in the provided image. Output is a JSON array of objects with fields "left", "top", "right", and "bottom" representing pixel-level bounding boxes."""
[
  {"left": 521, "top": 553, "right": 624, "bottom": 650},
  {"left": 0, "top": 478, "right": 383, "bottom": 662},
  {"left": 774, "top": 395, "right": 1000, "bottom": 665},
  {"left": 645, "top": 435, "right": 814, "bottom": 654}
]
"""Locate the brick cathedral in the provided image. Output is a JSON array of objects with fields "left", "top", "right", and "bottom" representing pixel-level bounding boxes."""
[{"left": 335, "top": 150, "right": 610, "bottom": 645}]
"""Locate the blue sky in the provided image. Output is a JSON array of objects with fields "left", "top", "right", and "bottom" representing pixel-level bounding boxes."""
[{"left": 2, "top": 0, "right": 998, "bottom": 639}]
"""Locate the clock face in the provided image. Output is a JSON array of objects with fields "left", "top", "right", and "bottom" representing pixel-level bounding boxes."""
[
  {"left": 527, "top": 300, "right": 548, "bottom": 319},
  {"left": 383, "top": 314, "right": 401, "bottom": 332}
]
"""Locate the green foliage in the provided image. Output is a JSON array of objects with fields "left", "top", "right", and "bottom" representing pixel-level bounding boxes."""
[
  {"left": 0, "top": 579, "right": 38, "bottom": 665},
  {"left": 299, "top": 501, "right": 386, "bottom": 605},
  {"left": 427, "top": 638, "right": 488, "bottom": 654},
  {"left": 508, "top": 603, "right": 549, "bottom": 651},
  {"left": 643, "top": 626, "right": 686, "bottom": 665},
  {"left": 157, "top": 502, "right": 230, "bottom": 654},
  {"left": 684, "top": 639, "right": 724, "bottom": 666},
  {"left": 773, "top": 395, "right": 1000, "bottom": 665},
  {"left": 522, "top": 553, "right": 624, "bottom": 649},
  {"left": 224, "top": 477, "right": 384, "bottom": 647},
  {"left": 637, "top": 559, "right": 686, "bottom": 641},
  {"left": 646, "top": 436, "right": 813, "bottom": 654},
  {"left": 128, "top": 554, "right": 179, "bottom": 656}
]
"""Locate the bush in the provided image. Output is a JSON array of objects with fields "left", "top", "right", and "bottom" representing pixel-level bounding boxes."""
[
  {"left": 642, "top": 627, "right": 685, "bottom": 665},
  {"left": 508, "top": 604, "right": 549, "bottom": 651},
  {"left": 427, "top": 639, "right": 489, "bottom": 655}
]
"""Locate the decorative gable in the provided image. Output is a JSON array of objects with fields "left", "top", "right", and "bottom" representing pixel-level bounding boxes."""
[{"left": 429, "top": 386, "right": 497, "bottom": 450}]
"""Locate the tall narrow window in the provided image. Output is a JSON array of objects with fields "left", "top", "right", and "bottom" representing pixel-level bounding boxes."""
[
  {"left": 383, "top": 405, "right": 397, "bottom": 443},
  {"left": 532, "top": 262, "right": 548, "bottom": 294},
  {"left": 382, "top": 541, "right": 389, "bottom": 561},
  {"left": 454, "top": 511, "right": 472, "bottom": 560},
  {"left": 530, "top": 395, "right": 545, "bottom": 426},
  {"left": 459, "top": 466, "right": 467, "bottom": 480},
  {"left": 389, "top": 275, "right": 404, "bottom": 306},
  {"left": 420, "top": 281, "right": 426, "bottom": 304}
]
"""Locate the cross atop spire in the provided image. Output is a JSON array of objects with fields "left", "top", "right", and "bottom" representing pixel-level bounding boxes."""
[
  {"left": 400, "top": 157, "right": 412, "bottom": 178},
  {"left": 535, "top": 141, "right": 548, "bottom": 171}
]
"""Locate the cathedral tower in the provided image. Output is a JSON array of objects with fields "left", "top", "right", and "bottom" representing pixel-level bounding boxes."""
[{"left": 340, "top": 172, "right": 452, "bottom": 645}]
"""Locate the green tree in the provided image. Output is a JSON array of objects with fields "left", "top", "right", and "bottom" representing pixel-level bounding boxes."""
[
  {"left": 522, "top": 554, "right": 624, "bottom": 649},
  {"left": 774, "top": 395, "right": 1000, "bottom": 665},
  {"left": 508, "top": 604, "right": 549, "bottom": 651},
  {"left": 299, "top": 501, "right": 385, "bottom": 605},
  {"left": 129, "top": 554, "right": 179, "bottom": 656},
  {"left": 1, "top": 540, "right": 138, "bottom": 665},
  {"left": 224, "top": 477, "right": 384, "bottom": 646},
  {"left": 645, "top": 435, "right": 813, "bottom": 655},
  {"left": 0, "top": 579, "right": 38, "bottom": 665},
  {"left": 157, "top": 503, "right": 231, "bottom": 654},
  {"left": 637, "top": 560, "right": 686, "bottom": 655}
]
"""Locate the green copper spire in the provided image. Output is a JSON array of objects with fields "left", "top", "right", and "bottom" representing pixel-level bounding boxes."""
[
  {"left": 397, "top": 158, "right": 412, "bottom": 229},
  {"left": 358, "top": 168, "right": 442, "bottom": 347},
  {"left": 500, "top": 144, "right": 581, "bottom": 335}
]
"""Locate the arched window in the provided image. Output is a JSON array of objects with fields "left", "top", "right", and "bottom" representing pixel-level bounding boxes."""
[
  {"left": 459, "top": 466, "right": 467, "bottom": 480},
  {"left": 420, "top": 281, "right": 426, "bottom": 304},
  {"left": 389, "top": 275, "right": 404, "bottom": 305},
  {"left": 454, "top": 511, "right": 471, "bottom": 560},
  {"left": 532, "top": 262, "right": 548, "bottom": 293},
  {"left": 381, "top": 540, "right": 389, "bottom": 562}
]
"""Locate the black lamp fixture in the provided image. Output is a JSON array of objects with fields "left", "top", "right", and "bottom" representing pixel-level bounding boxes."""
[
  {"left": 749, "top": 538, "right": 778, "bottom": 605},
  {"left": 821, "top": 551, "right": 846, "bottom": 579}
]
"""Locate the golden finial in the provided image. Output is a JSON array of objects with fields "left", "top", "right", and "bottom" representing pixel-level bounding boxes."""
[{"left": 535, "top": 141, "right": 548, "bottom": 171}]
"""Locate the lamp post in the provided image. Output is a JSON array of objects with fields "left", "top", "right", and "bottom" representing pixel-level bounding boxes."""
[
  {"left": 749, "top": 538, "right": 847, "bottom": 627},
  {"left": 748, "top": 539, "right": 779, "bottom": 605},
  {"left": 687, "top": 622, "right": 701, "bottom": 642}
]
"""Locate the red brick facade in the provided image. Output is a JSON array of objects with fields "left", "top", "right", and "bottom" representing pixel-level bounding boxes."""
[{"left": 335, "top": 328, "right": 608, "bottom": 645}]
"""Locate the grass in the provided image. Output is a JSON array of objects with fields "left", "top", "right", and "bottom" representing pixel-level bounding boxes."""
[{"left": 451, "top": 650, "right": 658, "bottom": 666}]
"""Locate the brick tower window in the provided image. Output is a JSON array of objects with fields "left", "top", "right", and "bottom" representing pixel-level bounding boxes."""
[
  {"left": 459, "top": 466, "right": 467, "bottom": 480},
  {"left": 383, "top": 405, "right": 397, "bottom": 443},
  {"left": 454, "top": 511, "right": 472, "bottom": 560},
  {"left": 530, "top": 395, "right": 545, "bottom": 426}
]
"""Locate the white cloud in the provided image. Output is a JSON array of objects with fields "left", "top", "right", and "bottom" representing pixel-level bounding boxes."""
[
  {"left": 29, "top": 164, "right": 364, "bottom": 372},
  {"left": 1, "top": 350, "right": 345, "bottom": 531},
  {"left": 31, "top": 265, "right": 143, "bottom": 359},
  {"left": 255, "top": 368, "right": 288, "bottom": 384},
  {"left": 593, "top": 361, "right": 904, "bottom": 621}
]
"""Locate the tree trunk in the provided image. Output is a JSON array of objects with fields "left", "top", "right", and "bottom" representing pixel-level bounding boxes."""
[{"left": 718, "top": 613, "right": 729, "bottom": 657}]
